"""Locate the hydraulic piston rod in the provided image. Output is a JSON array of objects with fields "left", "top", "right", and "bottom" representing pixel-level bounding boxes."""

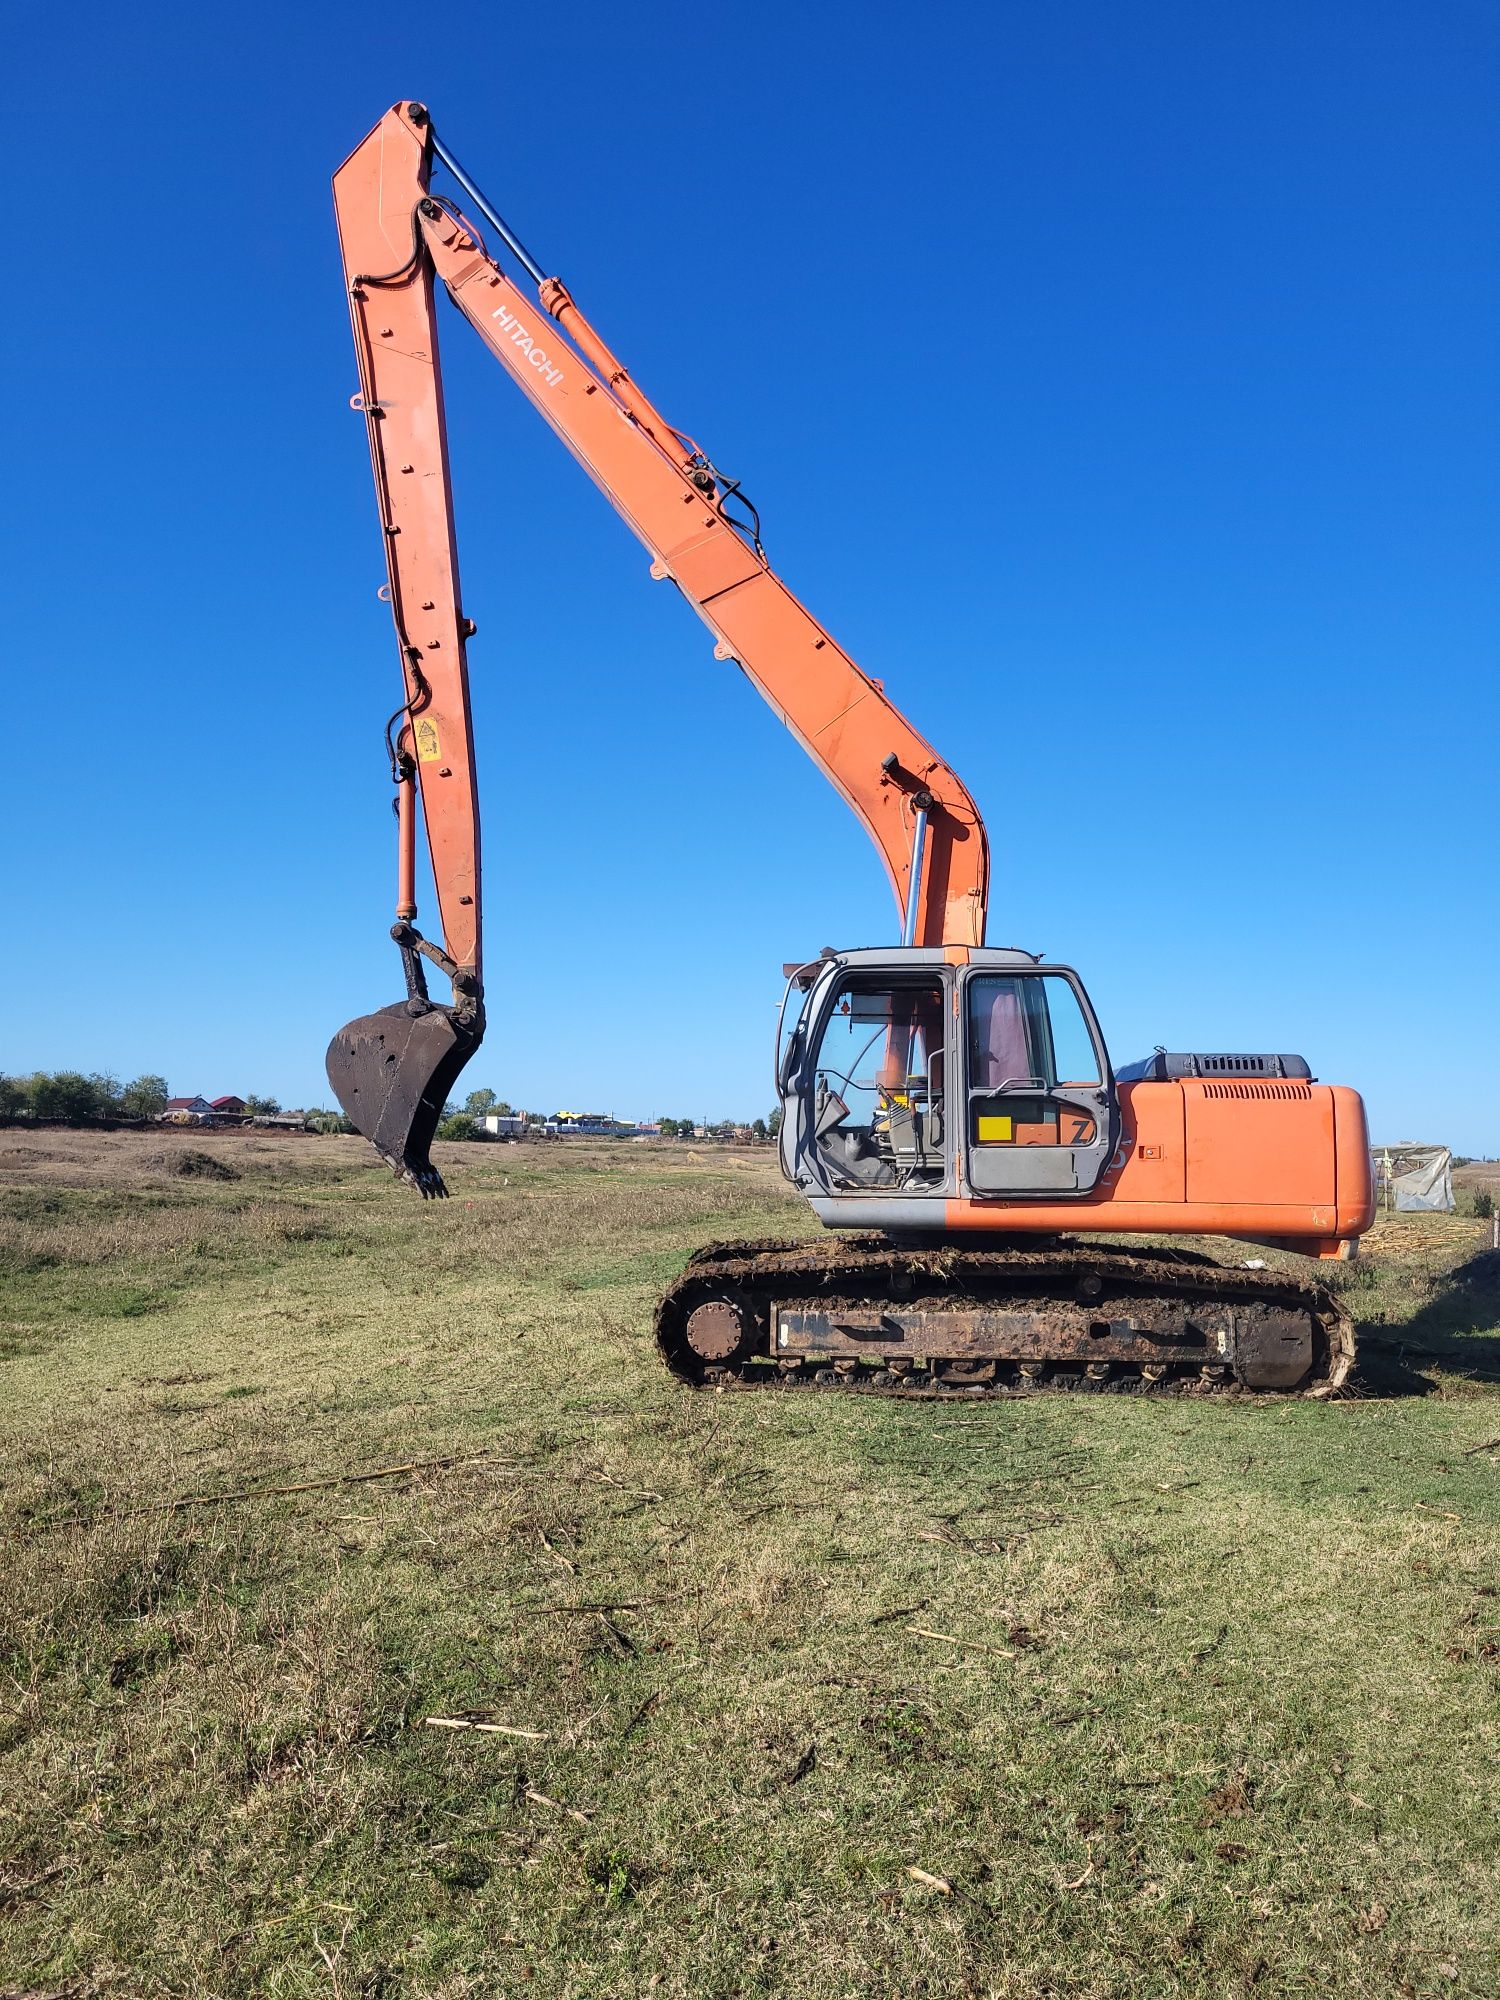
[
  {"left": 901, "top": 804, "right": 930, "bottom": 949},
  {"left": 423, "top": 115, "right": 549, "bottom": 288}
]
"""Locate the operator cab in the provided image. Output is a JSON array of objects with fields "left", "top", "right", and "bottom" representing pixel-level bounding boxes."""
[{"left": 777, "top": 947, "right": 1117, "bottom": 1214}]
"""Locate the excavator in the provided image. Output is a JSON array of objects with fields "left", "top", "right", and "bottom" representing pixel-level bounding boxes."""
[{"left": 327, "top": 102, "right": 1374, "bottom": 1399}]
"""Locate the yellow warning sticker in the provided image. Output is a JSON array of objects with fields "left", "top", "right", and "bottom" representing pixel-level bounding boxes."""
[
  {"left": 977, "top": 1115, "right": 1014, "bottom": 1144},
  {"left": 414, "top": 718, "right": 441, "bottom": 764}
]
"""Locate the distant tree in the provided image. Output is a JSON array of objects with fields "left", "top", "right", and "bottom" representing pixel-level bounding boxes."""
[
  {"left": 244, "top": 1094, "right": 281, "bottom": 1116},
  {"left": 121, "top": 1074, "right": 169, "bottom": 1119},
  {"left": 750, "top": 1117, "right": 768, "bottom": 1141},
  {"left": 29, "top": 1072, "right": 120, "bottom": 1121},
  {"left": 0, "top": 1074, "right": 27, "bottom": 1118},
  {"left": 25, "top": 1072, "right": 62, "bottom": 1117},
  {"left": 768, "top": 1107, "right": 783, "bottom": 1138},
  {"left": 464, "top": 1087, "right": 498, "bottom": 1117},
  {"left": 437, "top": 1112, "right": 478, "bottom": 1141}
]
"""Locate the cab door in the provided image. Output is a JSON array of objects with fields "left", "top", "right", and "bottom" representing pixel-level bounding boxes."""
[{"left": 960, "top": 968, "right": 1116, "bottom": 1196}]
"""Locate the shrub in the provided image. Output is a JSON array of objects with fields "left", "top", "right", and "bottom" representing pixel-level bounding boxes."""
[
  {"left": 1473, "top": 1189, "right": 1494, "bottom": 1221},
  {"left": 436, "top": 1113, "right": 479, "bottom": 1141},
  {"left": 158, "top": 1149, "right": 240, "bottom": 1181}
]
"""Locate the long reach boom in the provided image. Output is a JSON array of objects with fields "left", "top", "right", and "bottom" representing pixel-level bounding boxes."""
[{"left": 327, "top": 101, "right": 989, "bottom": 1190}]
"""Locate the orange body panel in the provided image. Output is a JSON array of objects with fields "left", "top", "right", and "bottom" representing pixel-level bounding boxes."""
[
  {"left": 1185, "top": 1080, "right": 1331, "bottom": 1207},
  {"left": 945, "top": 1080, "right": 1374, "bottom": 1250}
]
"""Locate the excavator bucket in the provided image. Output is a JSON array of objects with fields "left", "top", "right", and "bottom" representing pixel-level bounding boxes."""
[{"left": 326, "top": 1001, "right": 479, "bottom": 1198}]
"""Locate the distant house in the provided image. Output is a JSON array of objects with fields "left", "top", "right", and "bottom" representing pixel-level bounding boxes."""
[
  {"left": 481, "top": 1113, "right": 530, "bottom": 1138},
  {"left": 161, "top": 1095, "right": 213, "bottom": 1124},
  {"left": 210, "top": 1095, "right": 248, "bottom": 1118},
  {"left": 476, "top": 1111, "right": 665, "bottom": 1141}
]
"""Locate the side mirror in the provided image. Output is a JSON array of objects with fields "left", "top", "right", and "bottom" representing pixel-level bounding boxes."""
[{"left": 777, "top": 1019, "right": 806, "bottom": 1094}]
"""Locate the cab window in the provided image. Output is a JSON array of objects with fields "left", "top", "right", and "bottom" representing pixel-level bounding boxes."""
[
  {"left": 967, "top": 974, "right": 1101, "bottom": 1147},
  {"left": 810, "top": 977, "right": 946, "bottom": 1187}
]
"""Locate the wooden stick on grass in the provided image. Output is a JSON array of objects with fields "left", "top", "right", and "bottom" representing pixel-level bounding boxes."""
[
  {"left": 620, "top": 1690, "right": 662, "bottom": 1740},
  {"left": 524, "top": 1785, "right": 591, "bottom": 1824},
  {"left": 907, "top": 1626, "right": 1016, "bottom": 1657},
  {"left": 422, "top": 1717, "right": 549, "bottom": 1740}
]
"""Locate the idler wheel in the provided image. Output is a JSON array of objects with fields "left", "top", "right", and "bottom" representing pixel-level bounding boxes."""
[{"left": 684, "top": 1297, "right": 750, "bottom": 1365}]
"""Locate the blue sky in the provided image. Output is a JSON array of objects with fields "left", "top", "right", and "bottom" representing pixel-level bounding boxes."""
[{"left": 7, "top": 2, "right": 1497, "bottom": 1146}]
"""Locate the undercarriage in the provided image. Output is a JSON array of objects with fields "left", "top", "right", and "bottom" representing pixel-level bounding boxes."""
[{"left": 655, "top": 1238, "right": 1355, "bottom": 1399}]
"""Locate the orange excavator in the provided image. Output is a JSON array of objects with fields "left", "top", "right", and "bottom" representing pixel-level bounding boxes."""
[{"left": 327, "top": 103, "right": 1374, "bottom": 1397}]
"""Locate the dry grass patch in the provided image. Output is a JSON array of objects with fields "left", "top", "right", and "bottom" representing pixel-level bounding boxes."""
[{"left": 0, "top": 1128, "right": 1496, "bottom": 1997}]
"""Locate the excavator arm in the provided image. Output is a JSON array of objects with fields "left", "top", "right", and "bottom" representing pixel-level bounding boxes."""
[{"left": 328, "top": 101, "right": 989, "bottom": 1190}]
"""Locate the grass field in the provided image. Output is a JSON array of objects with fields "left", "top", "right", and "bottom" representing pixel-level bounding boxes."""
[{"left": 2, "top": 1127, "right": 1498, "bottom": 2000}]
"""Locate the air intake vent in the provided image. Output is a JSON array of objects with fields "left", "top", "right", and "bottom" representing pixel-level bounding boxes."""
[
  {"left": 1115, "top": 1050, "right": 1314, "bottom": 1082},
  {"left": 1201, "top": 1082, "right": 1314, "bottom": 1102}
]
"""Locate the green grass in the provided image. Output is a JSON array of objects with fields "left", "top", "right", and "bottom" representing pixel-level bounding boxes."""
[{"left": 1, "top": 1127, "right": 1498, "bottom": 1999}]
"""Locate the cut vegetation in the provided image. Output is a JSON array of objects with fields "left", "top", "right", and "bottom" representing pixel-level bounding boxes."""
[{"left": 1, "top": 1127, "right": 1497, "bottom": 1998}]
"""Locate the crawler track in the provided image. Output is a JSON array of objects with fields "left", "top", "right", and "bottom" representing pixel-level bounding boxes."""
[{"left": 655, "top": 1237, "right": 1354, "bottom": 1399}]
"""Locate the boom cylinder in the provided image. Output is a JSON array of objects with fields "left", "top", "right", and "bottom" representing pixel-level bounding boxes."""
[{"left": 539, "top": 281, "right": 696, "bottom": 473}]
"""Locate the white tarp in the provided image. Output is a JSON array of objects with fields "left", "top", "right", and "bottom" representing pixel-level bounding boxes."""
[{"left": 1375, "top": 1145, "right": 1454, "bottom": 1213}]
